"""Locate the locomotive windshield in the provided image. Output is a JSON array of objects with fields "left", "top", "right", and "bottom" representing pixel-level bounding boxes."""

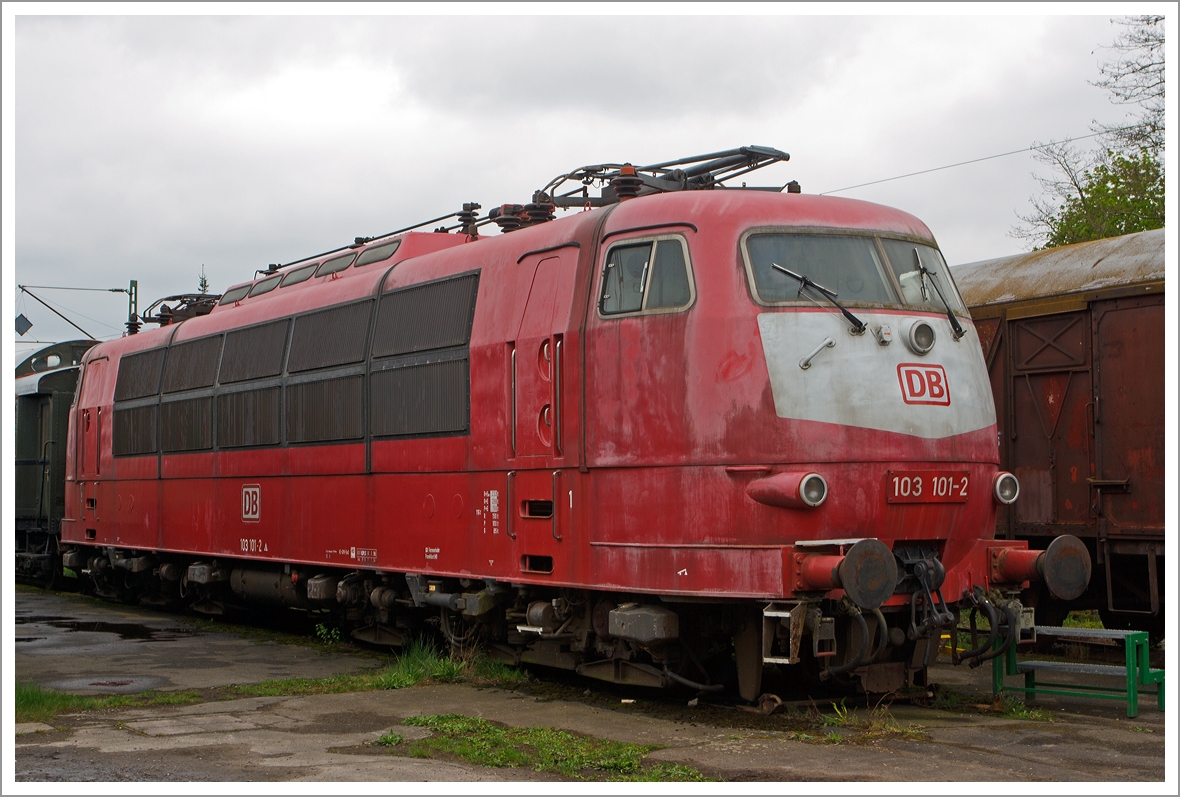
[
  {"left": 879, "top": 239, "right": 966, "bottom": 315},
  {"left": 744, "top": 232, "right": 967, "bottom": 315},
  {"left": 746, "top": 235, "right": 895, "bottom": 305}
]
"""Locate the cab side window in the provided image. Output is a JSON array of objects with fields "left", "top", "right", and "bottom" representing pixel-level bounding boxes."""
[{"left": 599, "top": 236, "right": 694, "bottom": 316}]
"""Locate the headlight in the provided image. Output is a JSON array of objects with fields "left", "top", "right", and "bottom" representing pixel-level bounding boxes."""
[
  {"left": 993, "top": 472, "right": 1019, "bottom": 505},
  {"left": 799, "top": 473, "right": 828, "bottom": 507},
  {"left": 900, "top": 318, "right": 936, "bottom": 355}
]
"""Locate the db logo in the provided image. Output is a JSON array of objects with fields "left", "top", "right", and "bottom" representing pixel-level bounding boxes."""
[
  {"left": 242, "top": 484, "right": 261, "bottom": 522},
  {"left": 898, "top": 364, "right": 951, "bottom": 406}
]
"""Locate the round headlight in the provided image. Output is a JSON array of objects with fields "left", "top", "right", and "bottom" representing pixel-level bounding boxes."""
[
  {"left": 993, "top": 472, "right": 1019, "bottom": 505},
  {"left": 901, "top": 318, "right": 936, "bottom": 355},
  {"left": 799, "top": 473, "right": 828, "bottom": 507}
]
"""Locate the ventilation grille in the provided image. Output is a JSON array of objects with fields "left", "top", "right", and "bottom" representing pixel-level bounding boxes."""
[
  {"left": 220, "top": 320, "right": 289, "bottom": 383},
  {"left": 288, "top": 301, "right": 372, "bottom": 373},
  {"left": 162, "top": 336, "right": 222, "bottom": 393},
  {"left": 217, "top": 387, "right": 281, "bottom": 448},
  {"left": 160, "top": 397, "right": 213, "bottom": 452},
  {"left": 113, "top": 405, "right": 158, "bottom": 456},
  {"left": 373, "top": 273, "right": 479, "bottom": 358},
  {"left": 114, "top": 349, "right": 165, "bottom": 401},
  {"left": 371, "top": 358, "right": 468, "bottom": 437},
  {"left": 287, "top": 376, "right": 364, "bottom": 443}
]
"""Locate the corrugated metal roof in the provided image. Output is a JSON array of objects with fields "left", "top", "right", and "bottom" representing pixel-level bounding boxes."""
[{"left": 950, "top": 228, "right": 1164, "bottom": 308}]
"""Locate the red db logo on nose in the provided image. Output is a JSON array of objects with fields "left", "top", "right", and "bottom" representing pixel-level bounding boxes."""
[{"left": 898, "top": 364, "right": 951, "bottom": 406}]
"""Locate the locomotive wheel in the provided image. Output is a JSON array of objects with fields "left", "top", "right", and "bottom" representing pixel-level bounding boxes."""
[{"left": 734, "top": 617, "right": 762, "bottom": 702}]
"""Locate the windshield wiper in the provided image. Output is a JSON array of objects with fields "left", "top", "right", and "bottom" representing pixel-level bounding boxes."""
[
  {"left": 911, "top": 249, "right": 965, "bottom": 340},
  {"left": 771, "top": 263, "right": 867, "bottom": 334}
]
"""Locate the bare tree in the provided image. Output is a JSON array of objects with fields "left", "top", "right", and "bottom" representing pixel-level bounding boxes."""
[
  {"left": 1013, "top": 16, "right": 1165, "bottom": 248},
  {"left": 1092, "top": 15, "right": 1164, "bottom": 156}
]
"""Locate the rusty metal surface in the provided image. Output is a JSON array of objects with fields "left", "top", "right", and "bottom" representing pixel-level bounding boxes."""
[{"left": 951, "top": 228, "right": 1164, "bottom": 308}]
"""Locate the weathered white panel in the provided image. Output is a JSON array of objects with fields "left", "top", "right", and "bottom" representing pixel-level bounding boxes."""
[{"left": 757, "top": 311, "right": 995, "bottom": 439}]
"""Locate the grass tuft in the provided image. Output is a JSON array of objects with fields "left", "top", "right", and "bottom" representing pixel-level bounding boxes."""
[
  {"left": 15, "top": 681, "right": 202, "bottom": 724},
  {"left": 232, "top": 637, "right": 525, "bottom": 698},
  {"left": 398, "top": 713, "right": 711, "bottom": 781}
]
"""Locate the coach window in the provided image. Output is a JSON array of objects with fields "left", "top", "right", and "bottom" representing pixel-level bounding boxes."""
[
  {"left": 247, "top": 274, "right": 282, "bottom": 298},
  {"left": 280, "top": 262, "right": 318, "bottom": 288},
  {"left": 599, "top": 235, "right": 694, "bottom": 316},
  {"left": 355, "top": 240, "right": 401, "bottom": 267},
  {"left": 218, "top": 285, "right": 252, "bottom": 305},
  {"left": 314, "top": 253, "right": 355, "bottom": 278}
]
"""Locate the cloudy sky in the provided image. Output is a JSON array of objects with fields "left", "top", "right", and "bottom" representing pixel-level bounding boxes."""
[{"left": 5, "top": 7, "right": 1173, "bottom": 355}]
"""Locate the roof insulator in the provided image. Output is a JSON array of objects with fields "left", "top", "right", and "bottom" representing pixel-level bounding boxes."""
[
  {"left": 491, "top": 204, "right": 525, "bottom": 233},
  {"left": 786, "top": 180, "right": 802, "bottom": 194},
  {"left": 458, "top": 202, "right": 481, "bottom": 237},
  {"left": 611, "top": 164, "right": 643, "bottom": 201}
]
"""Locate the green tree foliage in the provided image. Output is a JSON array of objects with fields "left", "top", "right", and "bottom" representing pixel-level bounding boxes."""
[
  {"left": 1015, "top": 16, "right": 1165, "bottom": 250},
  {"left": 1038, "top": 148, "right": 1164, "bottom": 249}
]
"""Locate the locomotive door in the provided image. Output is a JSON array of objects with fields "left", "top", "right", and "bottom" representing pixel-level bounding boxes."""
[
  {"left": 511, "top": 252, "right": 576, "bottom": 555},
  {"left": 76, "top": 357, "right": 108, "bottom": 522}
]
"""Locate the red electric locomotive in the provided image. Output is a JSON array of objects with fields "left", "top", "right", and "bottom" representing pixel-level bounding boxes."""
[{"left": 60, "top": 147, "right": 1091, "bottom": 699}]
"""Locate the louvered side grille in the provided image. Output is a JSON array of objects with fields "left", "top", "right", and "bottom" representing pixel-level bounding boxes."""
[
  {"left": 286, "top": 376, "right": 364, "bottom": 443},
  {"left": 162, "top": 336, "right": 222, "bottom": 393},
  {"left": 217, "top": 387, "right": 281, "bottom": 447},
  {"left": 371, "top": 358, "right": 468, "bottom": 437},
  {"left": 114, "top": 349, "right": 166, "bottom": 401},
  {"left": 288, "top": 301, "right": 372, "bottom": 372},
  {"left": 373, "top": 273, "right": 479, "bottom": 358},
  {"left": 220, "top": 320, "right": 289, "bottom": 383},
  {"left": 113, "top": 405, "right": 158, "bottom": 456},
  {"left": 159, "top": 397, "right": 213, "bottom": 452}
]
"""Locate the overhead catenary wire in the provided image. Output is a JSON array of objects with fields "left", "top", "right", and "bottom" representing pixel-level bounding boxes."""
[
  {"left": 18, "top": 286, "right": 130, "bottom": 335},
  {"left": 818, "top": 129, "right": 1125, "bottom": 196}
]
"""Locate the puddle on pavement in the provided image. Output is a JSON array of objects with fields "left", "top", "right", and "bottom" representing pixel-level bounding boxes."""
[{"left": 15, "top": 615, "right": 197, "bottom": 642}]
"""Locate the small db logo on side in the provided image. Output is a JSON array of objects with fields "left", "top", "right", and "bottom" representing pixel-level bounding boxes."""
[
  {"left": 242, "top": 484, "right": 261, "bottom": 522},
  {"left": 898, "top": 364, "right": 951, "bottom": 406}
]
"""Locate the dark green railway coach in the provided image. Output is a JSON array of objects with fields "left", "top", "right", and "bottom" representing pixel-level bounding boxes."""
[{"left": 15, "top": 340, "right": 97, "bottom": 585}]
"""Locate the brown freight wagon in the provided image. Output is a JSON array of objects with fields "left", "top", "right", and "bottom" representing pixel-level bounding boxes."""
[{"left": 952, "top": 229, "right": 1165, "bottom": 638}]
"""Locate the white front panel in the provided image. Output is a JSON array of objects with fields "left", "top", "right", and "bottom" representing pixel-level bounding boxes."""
[{"left": 757, "top": 311, "right": 995, "bottom": 439}]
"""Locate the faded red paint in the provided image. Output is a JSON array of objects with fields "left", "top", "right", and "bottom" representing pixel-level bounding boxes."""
[{"left": 63, "top": 192, "right": 1025, "bottom": 609}]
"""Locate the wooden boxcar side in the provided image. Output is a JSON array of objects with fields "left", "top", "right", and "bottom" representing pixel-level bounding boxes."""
[{"left": 952, "top": 229, "right": 1165, "bottom": 635}]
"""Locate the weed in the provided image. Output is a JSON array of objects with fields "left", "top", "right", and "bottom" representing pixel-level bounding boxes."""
[
  {"left": 995, "top": 695, "right": 1053, "bottom": 722},
  {"left": 822, "top": 699, "right": 851, "bottom": 727},
  {"left": 792, "top": 699, "right": 930, "bottom": 745},
  {"left": 231, "top": 637, "right": 525, "bottom": 698},
  {"left": 15, "top": 681, "right": 202, "bottom": 724},
  {"left": 314, "top": 623, "right": 342, "bottom": 646},
  {"left": 469, "top": 653, "right": 528, "bottom": 687},
  {"left": 400, "top": 713, "right": 711, "bottom": 781},
  {"left": 374, "top": 730, "right": 404, "bottom": 747},
  {"left": 1131, "top": 726, "right": 1155, "bottom": 733},
  {"left": 1062, "top": 610, "right": 1104, "bottom": 630}
]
